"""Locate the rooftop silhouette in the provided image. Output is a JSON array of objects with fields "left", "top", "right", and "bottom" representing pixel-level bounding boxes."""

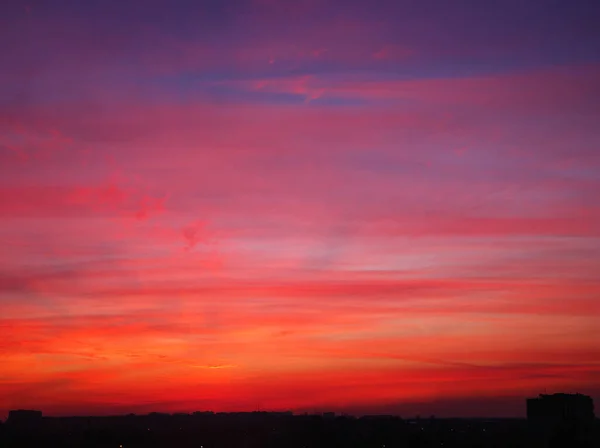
[{"left": 527, "top": 393, "right": 596, "bottom": 447}]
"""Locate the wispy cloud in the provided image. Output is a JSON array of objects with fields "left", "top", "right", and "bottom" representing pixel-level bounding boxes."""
[{"left": 1, "top": 0, "right": 599, "bottom": 417}]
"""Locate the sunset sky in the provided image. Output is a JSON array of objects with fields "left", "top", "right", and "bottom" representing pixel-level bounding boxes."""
[{"left": 1, "top": 0, "right": 600, "bottom": 418}]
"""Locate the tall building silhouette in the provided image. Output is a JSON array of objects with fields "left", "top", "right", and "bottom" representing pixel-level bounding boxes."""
[{"left": 527, "top": 393, "right": 595, "bottom": 447}]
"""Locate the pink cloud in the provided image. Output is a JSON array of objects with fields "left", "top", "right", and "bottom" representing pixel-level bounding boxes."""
[
  {"left": 221, "top": 63, "right": 600, "bottom": 114},
  {"left": 1, "top": 23, "right": 599, "bottom": 416},
  {"left": 373, "top": 44, "right": 414, "bottom": 60}
]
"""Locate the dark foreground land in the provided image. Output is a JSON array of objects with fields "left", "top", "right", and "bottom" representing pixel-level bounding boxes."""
[{"left": 2, "top": 412, "right": 599, "bottom": 448}]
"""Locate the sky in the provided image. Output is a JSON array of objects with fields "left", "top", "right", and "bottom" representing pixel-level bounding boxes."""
[{"left": 1, "top": 0, "right": 600, "bottom": 418}]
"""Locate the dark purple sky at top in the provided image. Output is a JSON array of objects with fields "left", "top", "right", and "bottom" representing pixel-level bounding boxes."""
[{"left": 2, "top": 0, "right": 599, "bottom": 86}]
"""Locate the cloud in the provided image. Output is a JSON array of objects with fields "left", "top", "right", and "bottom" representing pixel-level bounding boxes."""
[
  {"left": 217, "top": 63, "right": 600, "bottom": 114},
  {"left": 2, "top": 303, "right": 599, "bottom": 415},
  {"left": 181, "top": 220, "right": 212, "bottom": 251},
  {"left": 1, "top": 0, "right": 599, "bottom": 417},
  {"left": 373, "top": 44, "right": 414, "bottom": 60}
]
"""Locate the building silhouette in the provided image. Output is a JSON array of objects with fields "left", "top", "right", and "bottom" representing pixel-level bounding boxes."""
[
  {"left": 527, "top": 393, "right": 594, "bottom": 422},
  {"left": 527, "top": 393, "right": 595, "bottom": 447},
  {"left": 1, "top": 400, "right": 597, "bottom": 447},
  {"left": 6, "top": 410, "right": 43, "bottom": 427}
]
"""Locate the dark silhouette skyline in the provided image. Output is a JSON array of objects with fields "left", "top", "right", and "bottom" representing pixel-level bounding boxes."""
[{"left": 2, "top": 393, "right": 598, "bottom": 447}]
